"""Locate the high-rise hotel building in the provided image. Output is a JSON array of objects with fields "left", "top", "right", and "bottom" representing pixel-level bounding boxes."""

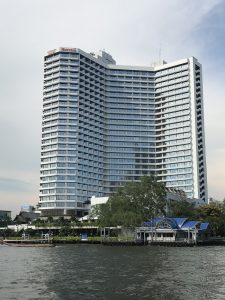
[{"left": 39, "top": 48, "right": 207, "bottom": 216}]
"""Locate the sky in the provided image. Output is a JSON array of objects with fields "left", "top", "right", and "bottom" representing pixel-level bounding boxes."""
[{"left": 0, "top": 0, "right": 225, "bottom": 215}]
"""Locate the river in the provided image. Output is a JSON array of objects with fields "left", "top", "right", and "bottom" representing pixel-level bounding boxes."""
[{"left": 0, "top": 244, "right": 225, "bottom": 299}]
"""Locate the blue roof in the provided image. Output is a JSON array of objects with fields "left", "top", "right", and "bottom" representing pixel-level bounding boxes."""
[
  {"left": 172, "top": 218, "right": 188, "bottom": 228},
  {"left": 144, "top": 218, "right": 179, "bottom": 229},
  {"left": 181, "top": 220, "right": 200, "bottom": 230},
  {"left": 158, "top": 218, "right": 179, "bottom": 229},
  {"left": 144, "top": 217, "right": 209, "bottom": 232},
  {"left": 200, "top": 223, "right": 209, "bottom": 230}
]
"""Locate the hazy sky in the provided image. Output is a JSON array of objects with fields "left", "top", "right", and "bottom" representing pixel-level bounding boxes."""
[{"left": 0, "top": 0, "right": 225, "bottom": 214}]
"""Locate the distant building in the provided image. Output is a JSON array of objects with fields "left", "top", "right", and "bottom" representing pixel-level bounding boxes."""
[
  {"left": 79, "top": 196, "right": 108, "bottom": 222},
  {"left": 21, "top": 205, "right": 35, "bottom": 213},
  {"left": 14, "top": 212, "right": 40, "bottom": 224},
  {"left": 14, "top": 207, "right": 40, "bottom": 224},
  {"left": 0, "top": 210, "right": 11, "bottom": 221},
  {"left": 90, "top": 196, "right": 109, "bottom": 206},
  {"left": 39, "top": 48, "right": 207, "bottom": 217}
]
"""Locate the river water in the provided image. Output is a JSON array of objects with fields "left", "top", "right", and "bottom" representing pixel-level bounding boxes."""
[{"left": 0, "top": 244, "right": 225, "bottom": 299}]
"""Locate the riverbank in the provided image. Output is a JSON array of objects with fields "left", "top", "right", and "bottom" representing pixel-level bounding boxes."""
[
  {"left": 2, "top": 236, "right": 146, "bottom": 246},
  {"left": 2, "top": 236, "right": 225, "bottom": 247}
]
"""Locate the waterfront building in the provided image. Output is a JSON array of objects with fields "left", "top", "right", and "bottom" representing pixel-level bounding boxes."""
[
  {"left": 136, "top": 217, "right": 212, "bottom": 244},
  {"left": 39, "top": 48, "right": 207, "bottom": 216}
]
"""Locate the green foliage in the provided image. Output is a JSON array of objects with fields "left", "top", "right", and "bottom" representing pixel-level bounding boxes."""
[
  {"left": 195, "top": 201, "right": 225, "bottom": 237},
  {"left": 97, "top": 176, "right": 166, "bottom": 227},
  {"left": 169, "top": 200, "right": 197, "bottom": 219},
  {"left": 32, "top": 219, "right": 46, "bottom": 226},
  {"left": 32, "top": 216, "right": 81, "bottom": 228},
  {"left": 170, "top": 200, "right": 225, "bottom": 237},
  {"left": 47, "top": 216, "right": 53, "bottom": 223},
  {"left": 53, "top": 236, "right": 81, "bottom": 241},
  {"left": 70, "top": 216, "right": 80, "bottom": 225},
  {"left": 0, "top": 228, "right": 15, "bottom": 238},
  {"left": 58, "top": 226, "right": 74, "bottom": 236}
]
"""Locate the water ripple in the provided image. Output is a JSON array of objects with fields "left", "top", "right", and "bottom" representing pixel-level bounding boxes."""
[{"left": 1, "top": 245, "right": 225, "bottom": 299}]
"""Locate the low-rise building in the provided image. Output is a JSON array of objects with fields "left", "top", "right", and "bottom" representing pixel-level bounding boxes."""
[
  {"left": 136, "top": 217, "right": 212, "bottom": 244},
  {"left": 0, "top": 210, "right": 11, "bottom": 221},
  {"left": 14, "top": 211, "right": 40, "bottom": 224}
]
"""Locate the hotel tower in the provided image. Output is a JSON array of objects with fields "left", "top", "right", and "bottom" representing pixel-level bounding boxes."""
[{"left": 39, "top": 48, "right": 207, "bottom": 216}]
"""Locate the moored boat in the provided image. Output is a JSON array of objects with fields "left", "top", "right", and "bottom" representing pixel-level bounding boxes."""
[{"left": 2, "top": 239, "right": 55, "bottom": 247}]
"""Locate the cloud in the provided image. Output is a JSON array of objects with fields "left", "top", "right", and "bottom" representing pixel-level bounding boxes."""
[
  {"left": 193, "top": 2, "right": 225, "bottom": 66},
  {"left": 0, "top": 177, "right": 34, "bottom": 193},
  {"left": 0, "top": 177, "right": 38, "bottom": 216},
  {"left": 207, "top": 148, "right": 225, "bottom": 200},
  {"left": 0, "top": 0, "right": 224, "bottom": 213}
]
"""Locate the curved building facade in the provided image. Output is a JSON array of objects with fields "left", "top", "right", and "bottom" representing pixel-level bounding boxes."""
[{"left": 39, "top": 48, "right": 207, "bottom": 216}]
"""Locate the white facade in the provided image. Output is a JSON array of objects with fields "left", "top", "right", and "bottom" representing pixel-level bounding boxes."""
[
  {"left": 39, "top": 48, "right": 207, "bottom": 216},
  {"left": 153, "top": 57, "right": 207, "bottom": 200},
  {"left": 90, "top": 196, "right": 109, "bottom": 206}
]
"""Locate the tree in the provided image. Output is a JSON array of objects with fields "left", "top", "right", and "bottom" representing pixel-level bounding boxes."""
[
  {"left": 0, "top": 228, "right": 15, "bottom": 238},
  {"left": 55, "top": 217, "right": 69, "bottom": 226},
  {"left": 169, "top": 200, "right": 197, "bottom": 219},
  {"left": 97, "top": 176, "right": 166, "bottom": 227},
  {"left": 70, "top": 216, "right": 80, "bottom": 226},
  {"left": 195, "top": 202, "right": 225, "bottom": 236},
  {"left": 47, "top": 216, "right": 53, "bottom": 224}
]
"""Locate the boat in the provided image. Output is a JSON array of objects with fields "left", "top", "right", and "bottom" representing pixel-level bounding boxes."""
[{"left": 2, "top": 239, "right": 55, "bottom": 247}]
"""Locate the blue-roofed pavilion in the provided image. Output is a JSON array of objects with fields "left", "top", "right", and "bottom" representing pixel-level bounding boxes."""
[{"left": 137, "top": 216, "right": 212, "bottom": 245}]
